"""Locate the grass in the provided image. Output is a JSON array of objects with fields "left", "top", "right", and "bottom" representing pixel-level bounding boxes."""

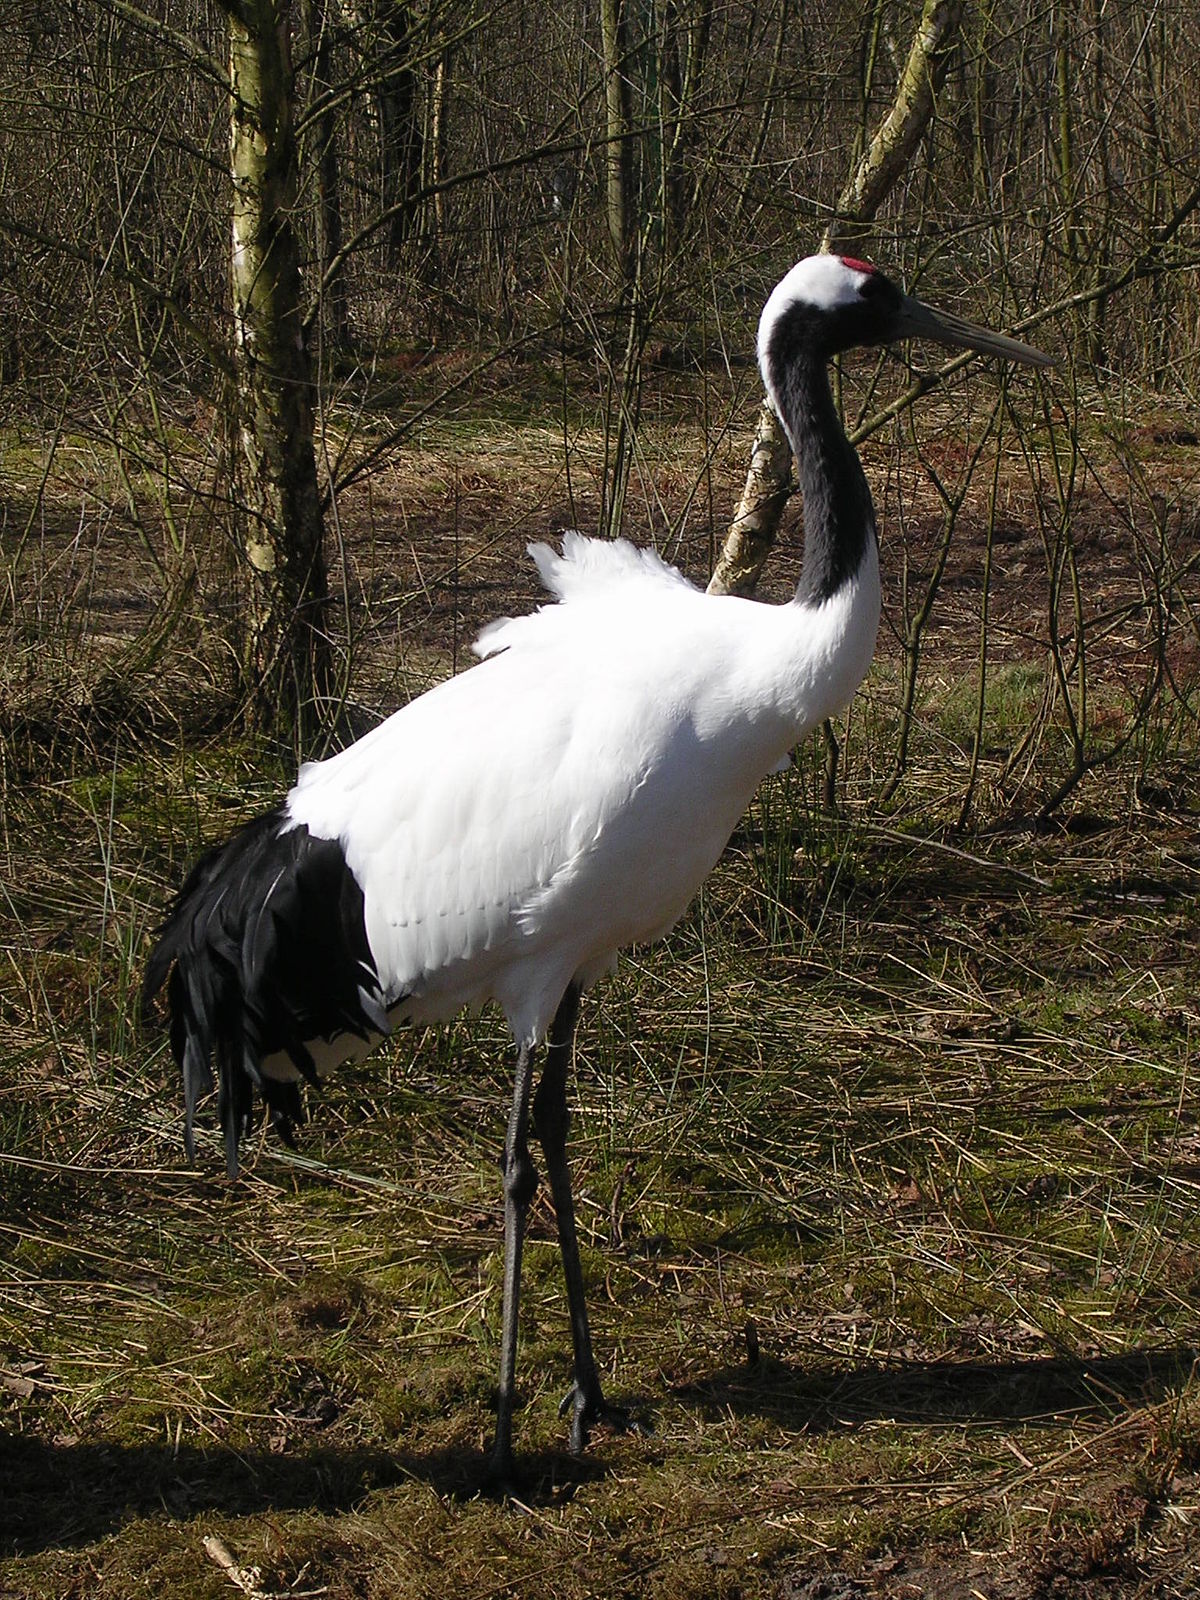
[
  {"left": 2, "top": 742, "right": 1198, "bottom": 1598},
  {"left": 2, "top": 392, "right": 1200, "bottom": 1597}
]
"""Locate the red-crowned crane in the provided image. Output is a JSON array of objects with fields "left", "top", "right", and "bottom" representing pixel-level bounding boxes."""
[{"left": 144, "top": 254, "right": 1052, "bottom": 1492}]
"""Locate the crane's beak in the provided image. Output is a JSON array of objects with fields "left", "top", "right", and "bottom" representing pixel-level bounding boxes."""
[{"left": 895, "top": 293, "right": 1054, "bottom": 368}]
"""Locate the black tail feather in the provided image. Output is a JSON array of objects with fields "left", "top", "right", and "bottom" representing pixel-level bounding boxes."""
[{"left": 143, "top": 809, "right": 387, "bottom": 1174}]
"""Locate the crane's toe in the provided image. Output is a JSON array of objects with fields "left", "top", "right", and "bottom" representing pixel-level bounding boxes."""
[{"left": 558, "top": 1381, "right": 646, "bottom": 1454}]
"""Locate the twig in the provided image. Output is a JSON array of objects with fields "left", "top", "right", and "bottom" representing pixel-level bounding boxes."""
[
  {"left": 202, "top": 1536, "right": 269, "bottom": 1600},
  {"left": 863, "top": 822, "right": 1051, "bottom": 889}
]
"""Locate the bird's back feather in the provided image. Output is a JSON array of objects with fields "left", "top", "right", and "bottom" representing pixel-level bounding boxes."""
[
  {"left": 286, "top": 533, "right": 869, "bottom": 1045},
  {"left": 530, "top": 530, "right": 694, "bottom": 604},
  {"left": 474, "top": 532, "right": 695, "bottom": 659}
]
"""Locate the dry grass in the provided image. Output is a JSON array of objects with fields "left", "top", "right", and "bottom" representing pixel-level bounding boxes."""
[{"left": 2, "top": 372, "right": 1200, "bottom": 1598}]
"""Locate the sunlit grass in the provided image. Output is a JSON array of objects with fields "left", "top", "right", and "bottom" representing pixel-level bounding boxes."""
[
  {"left": 2, "top": 701, "right": 1198, "bottom": 1596},
  {"left": 3, "top": 396, "right": 1200, "bottom": 1594}
]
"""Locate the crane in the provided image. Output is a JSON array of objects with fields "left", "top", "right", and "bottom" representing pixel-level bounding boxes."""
[{"left": 144, "top": 254, "right": 1052, "bottom": 1492}]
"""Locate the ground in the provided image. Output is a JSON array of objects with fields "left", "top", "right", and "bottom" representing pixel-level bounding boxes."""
[{"left": 1, "top": 354, "right": 1199, "bottom": 1597}]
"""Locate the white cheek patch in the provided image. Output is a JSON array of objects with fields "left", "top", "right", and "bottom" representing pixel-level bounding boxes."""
[{"left": 756, "top": 255, "right": 873, "bottom": 368}]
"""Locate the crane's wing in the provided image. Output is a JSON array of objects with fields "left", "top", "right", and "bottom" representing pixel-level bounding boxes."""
[
  {"left": 293, "top": 657, "right": 654, "bottom": 991},
  {"left": 286, "top": 537, "right": 729, "bottom": 1040}
]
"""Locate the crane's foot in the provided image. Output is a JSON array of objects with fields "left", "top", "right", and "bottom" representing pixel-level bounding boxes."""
[
  {"left": 558, "top": 1380, "right": 646, "bottom": 1455},
  {"left": 480, "top": 1444, "right": 525, "bottom": 1504}
]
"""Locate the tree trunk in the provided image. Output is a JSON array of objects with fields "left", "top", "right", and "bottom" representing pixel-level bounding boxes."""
[
  {"left": 706, "top": 401, "right": 793, "bottom": 596},
  {"left": 597, "top": 0, "right": 640, "bottom": 538},
  {"left": 228, "top": 0, "right": 329, "bottom": 738},
  {"left": 302, "top": 0, "right": 349, "bottom": 355},
  {"left": 708, "top": 0, "right": 964, "bottom": 813},
  {"left": 375, "top": 4, "right": 423, "bottom": 263},
  {"left": 427, "top": 50, "right": 447, "bottom": 244},
  {"left": 599, "top": 0, "right": 633, "bottom": 274},
  {"left": 825, "top": 0, "right": 964, "bottom": 250},
  {"left": 659, "top": 0, "right": 712, "bottom": 245}
]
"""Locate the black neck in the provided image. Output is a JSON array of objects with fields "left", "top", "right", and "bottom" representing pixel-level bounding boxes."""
[{"left": 766, "top": 334, "right": 875, "bottom": 606}]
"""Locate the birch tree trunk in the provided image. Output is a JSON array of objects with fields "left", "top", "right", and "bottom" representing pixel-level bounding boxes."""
[
  {"left": 659, "top": 0, "right": 712, "bottom": 242},
  {"left": 707, "top": 0, "right": 965, "bottom": 601},
  {"left": 227, "top": 0, "right": 329, "bottom": 737},
  {"left": 823, "top": 0, "right": 965, "bottom": 253},
  {"left": 599, "top": 0, "right": 633, "bottom": 273}
]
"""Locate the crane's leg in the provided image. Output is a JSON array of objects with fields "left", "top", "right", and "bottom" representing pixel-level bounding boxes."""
[
  {"left": 486, "top": 1037, "right": 538, "bottom": 1494},
  {"left": 533, "top": 984, "right": 617, "bottom": 1453}
]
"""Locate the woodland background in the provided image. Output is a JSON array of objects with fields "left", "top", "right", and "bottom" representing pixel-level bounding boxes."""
[
  {"left": 3, "top": 0, "right": 1198, "bottom": 778},
  {"left": 2, "top": 3, "right": 1200, "bottom": 1597}
]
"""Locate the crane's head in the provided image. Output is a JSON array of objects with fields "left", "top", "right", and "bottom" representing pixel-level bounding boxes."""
[{"left": 758, "top": 255, "right": 1053, "bottom": 398}]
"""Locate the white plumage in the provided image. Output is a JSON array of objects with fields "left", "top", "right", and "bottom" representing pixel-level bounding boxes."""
[
  {"left": 145, "top": 254, "right": 1051, "bottom": 1491},
  {"left": 281, "top": 529, "right": 880, "bottom": 1059}
]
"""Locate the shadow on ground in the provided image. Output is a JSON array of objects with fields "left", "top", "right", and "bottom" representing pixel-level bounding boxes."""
[
  {"left": 674, "top": 1343, "right": 1198, "bottom": 1429},
  {"left": 0, "top": 1427, "right": 609, "bottom": 1553},
  {"left": 2, "top": 1345, "right": 1192, "bottom": 1553}
]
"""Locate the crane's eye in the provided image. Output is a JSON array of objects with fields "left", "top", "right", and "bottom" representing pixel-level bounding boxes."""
[{"left": 855, "top": 270, "right": 901, "bottom": 323}]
